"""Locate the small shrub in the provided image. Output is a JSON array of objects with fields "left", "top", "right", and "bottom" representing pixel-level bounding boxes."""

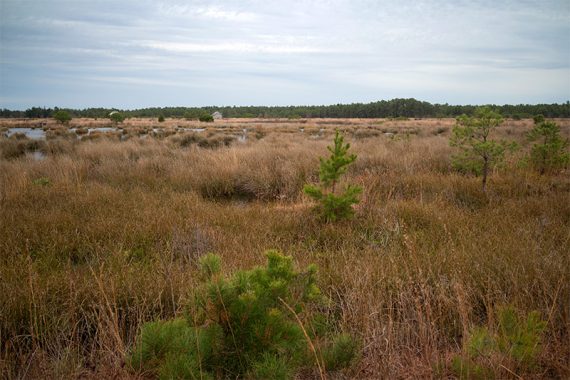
[
  {"left": 451, "top": 306, "right": 547, "bottom": 378},
  {"left": 322, "top": 333, "right": 360, "bottom": 370},
  {"left": 129, "top": 250, "right": 359, "bottom": 378},
  {"left": 532, "top": 114, "right": 545, "bottom": 125},
  {"left": 527, "top": 120, "right": 569, "bottom": 174},
  {"left": 254, "top": 126, "right": 267, "bottom": 140},
  {"left": 434, "top": 126, "right": 448, "bottom": 135},
  {"left": 33, "top": 177, "right": 51, "bottom": 186},
  {"left": 109, "top": 112, "right": 125, "bottom": 124},
  {"left": 178, "top": 133, "right": 201, "bottom": 147},
  {"left": 158, "top": 114, "right": 165, "bottom": 123},
  {"left": 304, "top": 130, "right": 362, "bottom": 222},
  {"left": 199, "top": 114, "right": 214, "bottom": 122},
  {"left": 496, "top": 307, "right": 546, "bottom": 365},
  {"left": 53, "top": 110, "right": 72, "bottom": 124}
]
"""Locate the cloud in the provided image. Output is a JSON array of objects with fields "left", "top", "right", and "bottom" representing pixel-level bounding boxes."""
[
  {"left": 194, "top": 6, "right": 257, "bottom": 21},
  {"left": 0, "top": 0, "right": 569, "bottom": 108},
  {"left": 157, "top": 3, "right": 258, "bottom": 22},
  {"left": 139, "top": 40, "right": 331, "bottom": 54}
]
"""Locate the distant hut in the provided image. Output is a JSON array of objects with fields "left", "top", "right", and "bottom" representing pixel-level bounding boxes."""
[{"left": 212, "top": 111, "right": 223, "bottom": 120}]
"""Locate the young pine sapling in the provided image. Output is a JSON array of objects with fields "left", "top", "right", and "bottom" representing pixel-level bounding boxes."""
[
  {"left": 527, "top": 117, "right": 569, "bottom": 174},
  {"left": 304, "top": 130, "right": 362, "bottom": 222},
  {"left": 450, "top": 107, "right": 515, "bottom": 192}
]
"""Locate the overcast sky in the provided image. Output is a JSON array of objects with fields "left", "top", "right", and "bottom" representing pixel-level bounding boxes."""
[{"left": 1, "top": 0, "right": 569, "bottom": 109}]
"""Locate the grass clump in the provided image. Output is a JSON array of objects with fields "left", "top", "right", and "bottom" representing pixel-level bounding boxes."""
[
  {"left": 177, "top": 133, "right": 235, "bottom": 149},
  {"left": 0, "top": 136, "right": 46, "bottom": 159},
  {"left": 128, "top": 250, "right": 359, "bottom": 379}
]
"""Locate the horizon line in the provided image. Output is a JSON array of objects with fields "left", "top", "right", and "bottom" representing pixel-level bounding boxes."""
[{"left": 4, "top": 98, "right": 570, "bottom": 112}]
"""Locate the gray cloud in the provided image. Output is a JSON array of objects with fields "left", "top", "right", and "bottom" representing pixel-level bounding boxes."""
[{"left": 1, "top": 0, "right": 569, "bottom": 108}]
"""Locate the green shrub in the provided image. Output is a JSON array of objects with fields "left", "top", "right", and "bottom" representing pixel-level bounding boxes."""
[
  {"left": 496, "top": 307, "right": 546, "bottom": 365},
  {"left": 450, "top": 107, "right": 516, "bottom": 191},
  {"left": 322, "top": 333, "right": 360, "bottom": 370},
  {"left": 532, "top": 114, "right": 545, "bottom": 125},
  {"left": 33, "top": 177, "right": 51, "bottom": 186},
  {"left": 199, "top": 114, "right": 214, "bottom": 122},
  {"left": 53, "top": 110, "right": 72, "bottom": 124},
  {"left": 248, "top": 353, "right": 293, "bottom": 380},
  {"left": 527, "top": 120, "right": 569, "bottom": 174},
  {"left": 109, "top": 111, "right": 125, "bottom": 123},
  {"left": 304, "top": 130, "right": 362, "bottom": 222},
  {"left": 451, "top": 305, "right": 547, "bottom": 378},
  {"left": 128, "top": 250, "right": 359, "bottom": 378},
  {"left": 158, "top": 114, "right": 165, "bottom": 122}
]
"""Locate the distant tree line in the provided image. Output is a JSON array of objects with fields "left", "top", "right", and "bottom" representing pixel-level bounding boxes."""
[{"left": 1, "top": 99, "right": 569, "bottom": 119}]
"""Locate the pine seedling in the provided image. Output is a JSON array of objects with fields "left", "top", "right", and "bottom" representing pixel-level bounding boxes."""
[
  {"left": 450, "top": 305, "right": 547, "bottom": 378},
  {"left": 527, "top": 119, "right": 569, "bottom": 174},
  {"left": 128, "top": 250, "right": 359, "bottom": 378},
  {"left": 304, "top": 130, "right": 362, "bottom": 221},
  {"left": 497, "top": 306, "right": 546, "bottom": 367}
]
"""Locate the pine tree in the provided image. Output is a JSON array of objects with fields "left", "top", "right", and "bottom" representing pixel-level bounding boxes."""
[
  {"left": 129, "top": 251, "right": 359, "bottom": 379},
  {"left": 450, "top": 107, "right": 515, "bottom": 192},
  {"left": 304, "top": 130, "right": 362, "bottom": 222},
  {"left": 527, "top": 119, "right": 569, "bottom": 174}
]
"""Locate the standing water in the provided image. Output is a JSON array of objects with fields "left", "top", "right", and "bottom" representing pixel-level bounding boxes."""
[{"left": 5, "top": 128, "right": 46, "bottom": 140}]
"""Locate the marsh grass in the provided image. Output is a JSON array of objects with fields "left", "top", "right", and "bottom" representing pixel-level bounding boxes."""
[{"left": 0, "top": 118, "right": 568, "bottom": 378}]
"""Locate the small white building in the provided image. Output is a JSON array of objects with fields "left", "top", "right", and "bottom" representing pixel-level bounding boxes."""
[{"left": 212, "top": 111, "right": 223, "bottom": 120}]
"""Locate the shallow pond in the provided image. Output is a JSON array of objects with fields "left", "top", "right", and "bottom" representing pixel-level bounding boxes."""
[
  {"left": 87, "top": 127, "right": 117, "bottom": 134},
  {"left": 177, "top": 128, "right": 205, "bottom": 133},
  {"left": 5, "top": 128, "right": 46, "bottom": 140}
]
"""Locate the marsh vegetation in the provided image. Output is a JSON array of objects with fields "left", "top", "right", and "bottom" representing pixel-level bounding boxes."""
[{"left": 0, "top": 116, "right": 568, "bottom": 378}]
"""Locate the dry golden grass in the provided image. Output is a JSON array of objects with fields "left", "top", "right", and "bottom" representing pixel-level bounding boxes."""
[{"left": 0, "top": 118, "right": 569, "bottom": 379}]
